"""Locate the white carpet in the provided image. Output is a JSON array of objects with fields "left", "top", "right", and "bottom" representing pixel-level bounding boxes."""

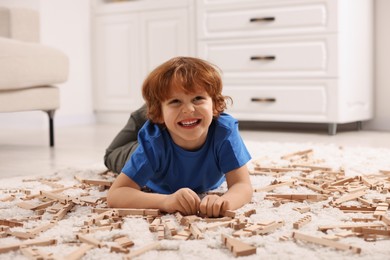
[{"left": 1, "top": 141, "right": 390, "bottom": 260}]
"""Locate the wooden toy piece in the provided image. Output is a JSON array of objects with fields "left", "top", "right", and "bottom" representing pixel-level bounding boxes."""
[
  {"left": 230, "top": 217, "right": 247, "bottom": 230},
  {"left": 291, "top": 164, "right": 332, "bottom": 171},
  {"left": 53, "top": 202, "right": 74, "bottom": 220},
  {"left": 0, "top": 238, "right": 56, "bottom": 254},
  {"left": 39, "top": 190, "right": 69, "bottom": 204},
  {"left": 335, "top": 205, "right": 376, "bottom": 213},
  {"left": 114, "top": 236, "right": 134, "bottom": 248},
  {"left": 110, "top": 245, "right": 129, "bottom": 254},
  {"left": 232, "top": 229, "right": 253, "bottom": 237},
  {"left": 164, "top": 219, "right": 177, "bottom": 236},
  {"left": 254, "top": 181, "right": 295, "bottom": 192},
  {"left": 28, "top": 220, "right": 56, "bottom": 235},
  {"left": 202, "top": 220, "right": 236, "bottom": 231},
  {"left": 243, "top": 209, "right": 256, "bottom": 217},
  {"left": 254, "top": 220, "right": 284, "bottom": 235},
  {"left": 92, "top": 208, "right": 160, "bottom": 217},
  {"left": 76, "top": 233, "right": 105, "bottom": 248},
  {"left": 318, "top": 223, "right": 384, "bottom": 232},
  {"left": 249, "top": 169, "right": 282, "bottom": 177},
  {"left": 357, "top": 197, "right": 374, "bottom": 207},
  {"left": 373, "top": 203, "right": 389, "bottom": 217},
  {"left": 189, "top": 223, "right": 204, "bottom": 239},
  {"left": 223, "top": 210, "right": 236, "bottom": 218},
  {"left": 265, "top": 194, "right": 326, "bottom": 202},
  {"left": 254, "top": 166, "right": 311, "bottom": 173},
  {"left": 0, "top": 219, "right": 23, "bottom": 227},
  {"left": 203, "top": 216, "right": 233, "bottom": 223},
  {"left": 292, "top": 231, "right": 361, "bottom": 254},
  {"left": 65, "top": 243, "right": 95, "bottom": 260},
  {"left": 322, "top": 234, "right": 340, "bottom": 241},
  {"left": 378, "top": 214, "right": 390, "bottom": 225},
  {"left": 281, "top": 149, "right": 313, "bottom": 160},
  {"left": 6, "top": 230, "right": 35, "bottom": 239},
  {"left": 20, "top": 245, "right": 53, "bottom": 260},
  {"left": 279, "top": 234, "right": 291, "bottom": 241},
  {"left": 330, "top": 177, "right": 357, "bottom": 186},
  {"left": 360, "top": 227, "right": 390, "bottom": 237},
  {"left": 351, "top": 217, "right": 377, "bottom": 222},
  {"left": 123, "top": 242, "right": 160, "bottom": 260},
  {"left": 172, "top": 229, "right": 192, "bottom": 240},
  {"left": 293, "top": 206, "right": 311, "bottom": 214},
  {"left": 157, "top": 224, "right": 165, "bottom": 240},
  {"left": 293, "top": 215, "right": 312, "bottom": 229},
  {"left": 175, "top": 212, "right": 184, "bottom": 225},
  {"left": 79, "top": 178, "right": 113, "bottom": 187},
  {"left": 332, "top": 189, "right": 367, "bottom": 205},
  {"left": 116, "top": 208, "right": 160, "bottom": 217},
  {"left": 180, "top": 215, "right": 202, "bottom": 226},
  {"left": 299, "top": 182, "right": 330, "bottom": 194},
  {"left": 149, "top": 217, "right": 161, "bottom": 232},
  {"left": 221, "top": 234, "right": 257, "bottom": 257},
  {"left": 334, "top": 230, "right": 356, "bottom": 238}
]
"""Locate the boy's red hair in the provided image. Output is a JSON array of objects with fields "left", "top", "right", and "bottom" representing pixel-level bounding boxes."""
[{"left": 142, "top": 56, "right": 231, "bottom": 123}]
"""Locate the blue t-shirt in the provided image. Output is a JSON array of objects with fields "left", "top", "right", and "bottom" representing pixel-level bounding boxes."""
[{"left": 121, "top": 113, "right": 251, "bottom": 194}]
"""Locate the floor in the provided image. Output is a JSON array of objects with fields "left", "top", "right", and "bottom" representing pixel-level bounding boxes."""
[{"left": 1, "top": 123, "right": 390, "bottom": 179}]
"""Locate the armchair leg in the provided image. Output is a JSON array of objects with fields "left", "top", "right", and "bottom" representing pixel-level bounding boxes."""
[{"left": 46, "top": 110, "right": 56, "bottom": 147}]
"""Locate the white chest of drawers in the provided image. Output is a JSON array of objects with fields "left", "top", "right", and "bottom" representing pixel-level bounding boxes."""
[{"left": 196, "top": 0, "right": 373, "bottom": 134}]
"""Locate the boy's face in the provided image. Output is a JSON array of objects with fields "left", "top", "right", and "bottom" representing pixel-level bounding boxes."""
[{"left": 160, "top": 86, "right": 214, "bottom": 151}]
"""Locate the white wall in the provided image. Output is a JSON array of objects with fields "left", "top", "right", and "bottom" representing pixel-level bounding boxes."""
[
  {"left": 0, "top": 0, "right": 94, "bottom": 129},
  {"left": 0, "top": 0, "right": 389, "bottom": 131}
]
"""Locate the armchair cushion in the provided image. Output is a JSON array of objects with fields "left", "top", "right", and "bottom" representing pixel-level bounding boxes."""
[{"left": 0, "top": 37, "right": 68, "bottom": 90}]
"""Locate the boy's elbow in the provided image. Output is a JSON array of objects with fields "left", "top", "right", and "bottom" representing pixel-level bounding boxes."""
[{"left": 106, "top": 188, "right": 117, "bottom": 208}]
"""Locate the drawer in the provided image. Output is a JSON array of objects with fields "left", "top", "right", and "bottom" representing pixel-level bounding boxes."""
[
  {"left": 222, "top": 84, "right": 329, "bottom": 122},
  {"left": 199, "top": 35, "right": 337, "bottom": 78},
  {"left": 197, "top": 0, "right": 337, "bottom": 39}
]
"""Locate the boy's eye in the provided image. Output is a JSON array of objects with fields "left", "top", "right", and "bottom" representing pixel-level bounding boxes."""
[
  {"left": 168, "top": 99, "right": 180, "bottom": 105},
  {"left": 193, "top": 96, "right": 205, "bottom": 102}
]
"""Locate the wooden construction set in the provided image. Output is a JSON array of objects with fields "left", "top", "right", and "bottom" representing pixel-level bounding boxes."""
[{"left": 0, "top": 148, "right": 389, "bottom": 259}]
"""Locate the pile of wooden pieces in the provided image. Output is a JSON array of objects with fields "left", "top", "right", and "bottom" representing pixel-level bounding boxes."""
[
  {"left": 251, "top": 148, "right": 390, "bottom": 253},
  {"left": 0, "top": 147, "right": 390, "bottom": 259}
]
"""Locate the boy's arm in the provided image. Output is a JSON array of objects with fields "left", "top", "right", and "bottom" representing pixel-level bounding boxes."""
[
  {"left": 107, "top": 173, "right": 200, "bottom": 215},
  {"left": 200, "top": 164, "right": 253, "bottom": 217},
  {"left": 222, "top": 164, "right": 253, "bottom": 208}
]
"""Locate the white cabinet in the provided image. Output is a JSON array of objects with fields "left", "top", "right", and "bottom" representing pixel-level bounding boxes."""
[
  {"left": 196, "top": 0, "right": 373, "bottom": 134},
  {"left": 92, "top": 0, "right": 194, "bottom": 118}
]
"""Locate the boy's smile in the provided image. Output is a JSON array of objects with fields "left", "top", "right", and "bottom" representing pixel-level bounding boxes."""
[{"left": 161, "top": 87, "right": 214, "bottom": 151}]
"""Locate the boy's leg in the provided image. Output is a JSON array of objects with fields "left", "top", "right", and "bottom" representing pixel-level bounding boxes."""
[{"left": 104, "top": 104, "right": 147, "bottom": 173}]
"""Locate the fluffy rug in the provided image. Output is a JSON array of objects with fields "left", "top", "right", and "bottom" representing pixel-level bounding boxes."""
[{"left": 1, "top": 141, "right": 390, "bottom": 260}]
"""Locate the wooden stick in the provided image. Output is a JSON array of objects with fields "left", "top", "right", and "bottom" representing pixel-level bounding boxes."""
[
  {"left": 292, "top": 231, "right": 361, "bottom": 254},
  {"left": 318, "top": 223, "right": 384, "bottom": 232},
  {"left": 254, "top": 181, "right": 295, "bottom": 192},
  {"left": 0, "top": 238, "right": 56, "bottom": 254},
  {"left": 281, "top": 149, "right": 313, "bottom": 160},
  {"left": 221, "top": 234, "right": 257, "bottom": 257}
]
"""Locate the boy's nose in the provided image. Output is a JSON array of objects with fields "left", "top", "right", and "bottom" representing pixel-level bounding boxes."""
[{"left": 182, "top": 103, "right": 195, "bottom": 113}]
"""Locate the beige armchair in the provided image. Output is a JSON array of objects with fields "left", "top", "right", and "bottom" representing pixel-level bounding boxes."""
[{"left": 0, "top": 7, "right": 68, "bottom": 146}]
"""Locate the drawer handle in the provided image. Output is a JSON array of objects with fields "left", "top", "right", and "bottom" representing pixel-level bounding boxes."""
[
  {"left": 251, "top": 98, "right": 276, "bottom": 103},
  {"left": 249, "top": 17, "right": 275, "bottom": 22},
  {"left": 250, "top": 56, "right": 276, "bottom": 61}
]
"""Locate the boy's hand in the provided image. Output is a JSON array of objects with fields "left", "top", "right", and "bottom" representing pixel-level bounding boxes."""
[
  {"left": 163, "top": 188, "right": 200, "bottom": 215},
  {"left": 199, "top": 195, "right": 230, "bottom": 217}
]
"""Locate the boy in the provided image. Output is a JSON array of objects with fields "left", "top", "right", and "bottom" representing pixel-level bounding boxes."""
[{"left": 107, "top": 57, "right": 253, "bottom": 217}]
